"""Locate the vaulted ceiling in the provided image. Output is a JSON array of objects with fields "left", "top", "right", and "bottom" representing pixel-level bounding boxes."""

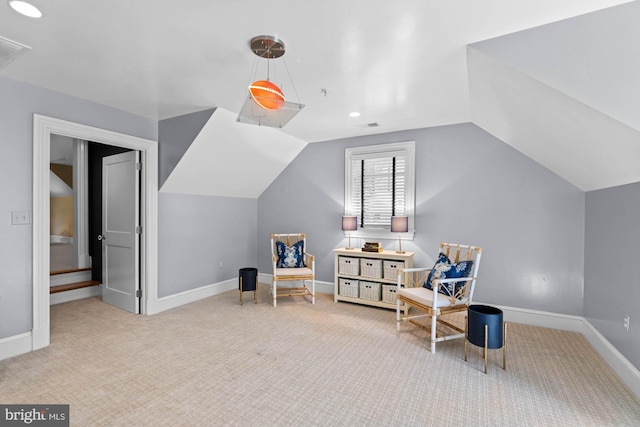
[{"left": 1, "top": 0, "right": 637, "bottom": 193}]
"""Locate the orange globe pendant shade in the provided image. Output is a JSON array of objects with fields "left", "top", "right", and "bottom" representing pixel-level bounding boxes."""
[{"left": 248, "top": 80, "right": 285, "bottom": 110}]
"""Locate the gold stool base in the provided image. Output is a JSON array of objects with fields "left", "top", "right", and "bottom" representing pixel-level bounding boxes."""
[{"left": 464, "top": 318, "right": 507, "bottom": 374}]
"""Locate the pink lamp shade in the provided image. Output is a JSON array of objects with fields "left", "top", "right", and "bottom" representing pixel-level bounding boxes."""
[
  {"left": 342, "top": 215, "right": 358, "bottom": 231},
  {"left": 342, "top": 215, "right": 357, "bottom": 250},
  {"left": 391, "top": 216, "right": 408, "bottom": 253},
  {"left": 391, "top": 216, "right": 409, "bottom": 233}
]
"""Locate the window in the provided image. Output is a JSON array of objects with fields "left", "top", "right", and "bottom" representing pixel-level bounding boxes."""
[{"left": 345, "top": 141, "right": 415, "bottom": 239}]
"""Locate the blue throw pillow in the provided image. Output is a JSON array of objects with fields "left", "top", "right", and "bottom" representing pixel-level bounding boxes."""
[
  {"left": 424, "top": 253, "right": 450, "bottom": 289},
  {"left": 424, "top": 253, "right": 473, "bottom": 298},
  {"left": 276, "top": 240, "right": 306, "bottom": 268}
]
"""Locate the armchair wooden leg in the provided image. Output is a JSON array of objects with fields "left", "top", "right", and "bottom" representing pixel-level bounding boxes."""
[
  {"left": 272, "top": 279, "right": 277, "bottom": 307},
  {"left": 464, "top": 315, "right": 468, "bottom": 362},
  {"left": 431, "top": 314, "right": 437, "bottom": 353}
]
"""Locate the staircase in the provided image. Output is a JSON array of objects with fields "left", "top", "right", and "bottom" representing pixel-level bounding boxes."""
[{"left": 50, "top": 267, "right": 101, "bottom": 305}]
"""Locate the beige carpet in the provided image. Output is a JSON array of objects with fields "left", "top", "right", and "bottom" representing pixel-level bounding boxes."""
[{"left": 1, "top": 285, "right": 639, "bottom": 426}]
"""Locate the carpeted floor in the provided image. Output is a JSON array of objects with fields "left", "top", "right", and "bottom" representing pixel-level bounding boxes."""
[{"left": 1, "top": 285, "right": 639, "bottom": 426}]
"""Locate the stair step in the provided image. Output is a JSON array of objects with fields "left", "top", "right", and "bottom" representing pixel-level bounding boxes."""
[
  {"left": 50, "top": 280, "right": 100, "bottom": 294},
  {"left": 51, "top": 267, "right": 92, "bottom": 276}
]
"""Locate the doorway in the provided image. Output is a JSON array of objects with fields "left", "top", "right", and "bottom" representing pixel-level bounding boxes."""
[{"left": 33, "top": 114, "right": 159, "bottom": 351}]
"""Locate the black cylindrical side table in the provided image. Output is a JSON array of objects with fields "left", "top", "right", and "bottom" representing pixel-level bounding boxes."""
[
  {"left": 239, "top": 267, "right": 258, "bottom": 305},
  {"left": 465, "top": 304, "right": 507, "bottom": 374}
]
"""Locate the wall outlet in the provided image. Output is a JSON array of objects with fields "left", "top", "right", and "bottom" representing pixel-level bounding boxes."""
[
  {"left": 219, "top": 261, "right": 223, "bottom": 269},
  {"left": 11, "top": 211, "right": 31, "bottom": 225},
  {"left": 624, "top": 314, "right": 630, "bottom": 332}
]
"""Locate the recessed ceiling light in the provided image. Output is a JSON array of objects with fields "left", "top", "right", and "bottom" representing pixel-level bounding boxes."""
[
  {"left": 8, "top": 1, "right": 42, "bottom": 18},
  {"left": 349, "top": 112, "right": 360, "bottom": 118}
]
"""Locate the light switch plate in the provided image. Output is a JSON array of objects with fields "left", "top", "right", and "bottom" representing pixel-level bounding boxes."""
[{"left": 11, "top": 211, "right": 31, "bottom": 225}]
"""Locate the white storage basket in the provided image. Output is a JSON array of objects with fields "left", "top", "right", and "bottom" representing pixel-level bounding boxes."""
[
  {"left": 339, "top": 278, "right": 359, "bottom": 298},
  {"left": 382, "top": 284, "right": 402, "bottom": 305},
  {"left": 338, "top": 256, "right": 360, "bottom": 276},
  {"left": 360, "top": 259, "right": 382, "bottom": 279},
  {"left": 383, "top": 260, "right": 405, "bottom": 281},
  {"left": 359, "top": 281, "right": 382, "bottom": 301}
]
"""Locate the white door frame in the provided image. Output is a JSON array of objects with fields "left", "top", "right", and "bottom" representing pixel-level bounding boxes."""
[
  {"left": 32, "top": 114, "right": 159, "bottom": 350},
  {"left": 72, "top": 138, "right": 91, "bottom": 269}
]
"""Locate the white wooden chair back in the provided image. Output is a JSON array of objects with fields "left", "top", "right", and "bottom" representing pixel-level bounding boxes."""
[
  {"left": 437, "top": 242, "right": 482, "bottom": 306},
  {"left": 271, "top": 233, "right": 307, "bottom": 261}
]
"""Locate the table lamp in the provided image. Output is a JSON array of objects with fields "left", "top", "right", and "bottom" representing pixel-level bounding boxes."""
[
  {"left": 342, "top": 216, "right": 357, "bottom": 250},
  {"left": 391, "top": 216, "right": 408, "bottom": 253}
]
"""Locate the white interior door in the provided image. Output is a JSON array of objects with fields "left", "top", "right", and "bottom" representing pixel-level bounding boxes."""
[{"left": 102, "top": 151, "right": 140, "bottom": 313}]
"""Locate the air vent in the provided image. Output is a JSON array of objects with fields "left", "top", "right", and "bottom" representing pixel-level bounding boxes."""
[
  {"left": 367, "top": 122, "right": 379, "bottom": 128},
  {"left": 0, "top": 36, "right": 31, "bottom": 70}
]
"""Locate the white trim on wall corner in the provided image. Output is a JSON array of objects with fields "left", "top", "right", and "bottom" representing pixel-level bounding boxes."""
[
  {"left": 0, "top": 333, "right": 32, "bottom": 361},
  {"left": 484, "top": 303, "right": 640, "bottom": 399},
  {"left": 486, "top": 303, "right": 586, "bottom": 332},
  {"left": 580, "top": 318, "right": 640, "bottom": 399},
  {"left": 155, "top": 279, "right": 237, "bottom": 313}
]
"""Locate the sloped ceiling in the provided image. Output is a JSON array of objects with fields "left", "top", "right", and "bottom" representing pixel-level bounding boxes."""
[
  {"left": 160, "top": 108, "right": 307, "bottom": 198},
  {"left": 1, "top": 1, "right": 638, "bottom": 193},
  {"left": 469, "top": 1, "right": 640, "bottom": 191},
  {"left": 50, "top": 170, "right": 72, "bottom": 197}
]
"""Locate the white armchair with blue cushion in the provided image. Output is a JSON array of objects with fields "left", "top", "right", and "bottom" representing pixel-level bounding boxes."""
[
  {"left": 270, "top": 233, "right": 316, "bottom": 307},
  {"left": 396, "top": 242, "right": 482, "bottom": 352}
]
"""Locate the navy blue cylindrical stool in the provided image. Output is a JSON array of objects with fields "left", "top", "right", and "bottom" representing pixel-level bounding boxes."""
[
  {"left": 465, "top": 304, "right": 507, "bottom": 374},
  {"left": 239, "top": 267, "right": 258, "bottom": 305}
]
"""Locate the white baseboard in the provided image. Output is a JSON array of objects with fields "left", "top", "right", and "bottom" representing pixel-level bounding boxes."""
[
  {"left": 50, "top": 286, "right": 101, "bottom": 305},
  {"left": 580, "top": 319, "right": 640, "bottom": 399},
  {"left": 486, "top": 303, "right": 640, "bottom": 399},
  {"left": 0, "top": 332, "right": 32, "bottom": 361},
  {"left": 155, "top": 278, "right": 237, "bottom": 313}
]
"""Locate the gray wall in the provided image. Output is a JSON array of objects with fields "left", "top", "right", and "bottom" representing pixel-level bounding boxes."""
[
  {"left": 158, "top": 109, "right": 215, "bottom": 187},
  {"left": 156, "top": 109, "right": 258, "bottom": 297},
  {"left": 158, "top": 193, "right": 257, "bottom": 297},
  {"left": 585, "top": 182, "right": 640, "bottom": 369},
  {"left": 258, "top": 123, "right": 586, "bottom": 315},
  {"left": 0, "top": 76, "right": 157, "bottom": 340}
]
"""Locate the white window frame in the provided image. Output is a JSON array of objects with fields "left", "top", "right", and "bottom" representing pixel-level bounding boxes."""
[{"left": 344, "top": 141, "right": 415, "bottom": 241}]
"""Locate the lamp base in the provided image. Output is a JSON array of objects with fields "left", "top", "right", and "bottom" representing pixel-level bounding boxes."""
[
  {"left": 345, "top": 247, "right": 356, "bottom": 250},
  {"left": 395, "top": 250, "right": 406, "bottom": 254}
]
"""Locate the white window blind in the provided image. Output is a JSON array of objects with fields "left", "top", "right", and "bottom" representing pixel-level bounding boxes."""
[
  {"left": 351, "top": 155, "right": 407, "bottom": 228},
  {"left": 345, "top": 141, "right": 415, "bottom": 237}
]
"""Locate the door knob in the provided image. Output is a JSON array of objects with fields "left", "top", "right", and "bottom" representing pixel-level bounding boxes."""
[{"left": 97, "top": 234, "right": 105, "bottom": 241}]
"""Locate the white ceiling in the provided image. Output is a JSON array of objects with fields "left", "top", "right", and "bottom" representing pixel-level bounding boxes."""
[{"left": 1, "top": 0, "right": 638, "bottom": 192}]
